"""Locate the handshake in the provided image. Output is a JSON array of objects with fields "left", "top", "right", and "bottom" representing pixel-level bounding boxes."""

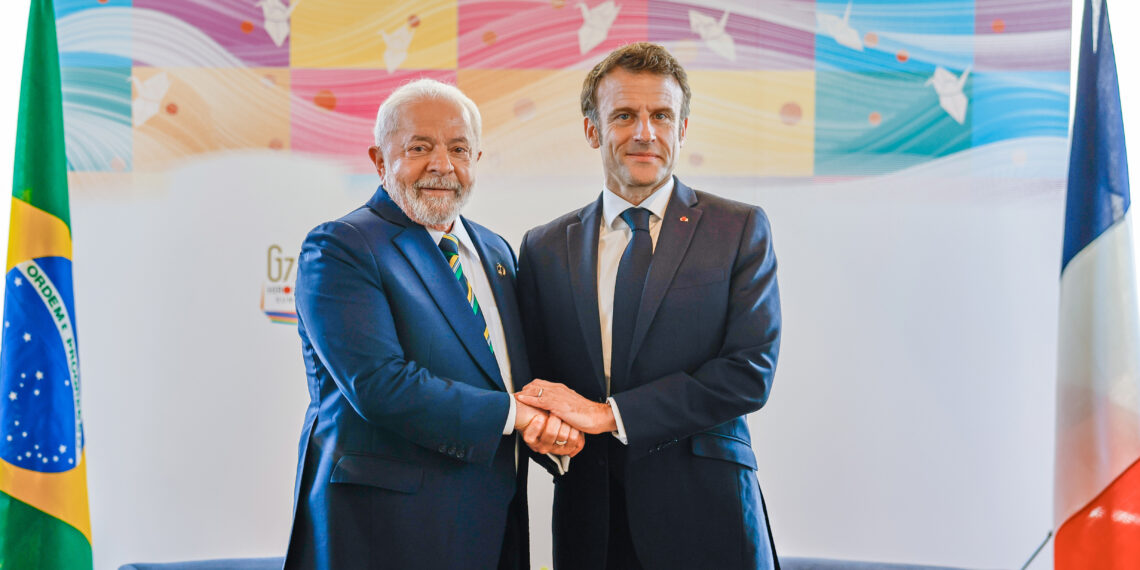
[{"left": 511, "top": 379, "right": 619, "bottom": 457}]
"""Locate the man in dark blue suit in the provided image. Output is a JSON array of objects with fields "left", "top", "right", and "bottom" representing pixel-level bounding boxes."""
[
  {"left": 284, "top": 79, "right": 582, "bottom": 570},
  {"left": 516, "top": 43, "right": 782, "bottom": 569}
]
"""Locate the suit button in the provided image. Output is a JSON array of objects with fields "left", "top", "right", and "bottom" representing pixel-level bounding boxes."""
[
  {"left": 438, "top": 445, "right": 447, "bottom": 453},
  {"left": 456, "top": 450, "right": 465, "bottom": 459},
  {"left": 448, "top": 446, "right": 457, "bottom": 456}
]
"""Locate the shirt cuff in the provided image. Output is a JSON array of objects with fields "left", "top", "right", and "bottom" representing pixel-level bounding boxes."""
[
  {"left": 608, "top": 397, "right": 628, "bottom": 445},
  {"left": 503, "top": 395, "right": 517, "bottom": 436},
  {"left": 545, "top": 453, "right": 571, "bottom": 475}
]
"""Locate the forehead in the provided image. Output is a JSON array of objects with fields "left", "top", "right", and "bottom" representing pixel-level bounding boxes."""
[
  {"left": 595, "top": 68, "right": 683, "bottom": 110},
  {"left": 391, "top": 98, "right": 474, "bottom": 140}
]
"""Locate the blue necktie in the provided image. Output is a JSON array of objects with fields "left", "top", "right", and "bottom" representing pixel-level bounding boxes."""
[
  {"left": 610, "top": 207, "right": 652, "bottom": 394},
  {"left": 439, "top": 234, "right": 494, "bottom": 354}
]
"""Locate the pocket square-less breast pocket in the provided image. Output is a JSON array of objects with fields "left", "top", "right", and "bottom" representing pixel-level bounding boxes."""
[
  {"left": 331, "top": 453, "right": 424, "bottom": 494},
  {"left": 670, "top": 268, "right": 728, "bottom": 290}
]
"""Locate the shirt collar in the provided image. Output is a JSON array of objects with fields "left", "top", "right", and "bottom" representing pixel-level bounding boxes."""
[
  {"left": 601, "top": 176, "right": 674, "bottom": 230},
  {"left": 426, "top": 217, "right": 476, "bottom": 257}
]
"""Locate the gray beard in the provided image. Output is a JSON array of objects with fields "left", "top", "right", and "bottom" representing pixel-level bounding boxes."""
[{"left": 385, "top": 175, "right": 473, "bottom": 228}]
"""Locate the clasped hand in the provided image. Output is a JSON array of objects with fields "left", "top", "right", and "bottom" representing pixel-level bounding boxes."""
[{"left": 513, "top": 379, "right": 619, "bottom": 457}]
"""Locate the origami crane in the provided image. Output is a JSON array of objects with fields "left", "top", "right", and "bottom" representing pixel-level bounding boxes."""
[
  {"left": 689, "top": 10, "right": 736, "bottom": 62},
  {"left": 817, "top": 1, "right": 863, "bottom": 51},
  {"left": 129, "top": 72, "right": 170, "bottom": 127},
  {"left": 578, "top": 1, "right": 621, "bottom": 54},
  {"left": 926, "top": 66, "right": 970, "bottom": 124},
  {"left": 256, "top": 0, "right": 299, "bottom": 48}
]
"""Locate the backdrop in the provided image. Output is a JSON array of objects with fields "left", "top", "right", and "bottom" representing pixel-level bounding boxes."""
[{"left": 49, "top": 1, "right": 1070, "bottom": 568}]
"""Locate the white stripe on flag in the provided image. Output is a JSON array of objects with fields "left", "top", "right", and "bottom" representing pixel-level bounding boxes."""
[{"left": 1056, "top": 211, "right": 1140, "bottom": 527}]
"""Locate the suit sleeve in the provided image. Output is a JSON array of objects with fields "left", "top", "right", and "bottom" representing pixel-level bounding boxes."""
[
  {"left": 610, "top": 207, "right": 781, "bottom": 461},
  {"left": 295, "top": 220, "right": 511, "bottom": 465},
  {"left": 516, "top": 230, "right": 568, "bottom": 477}
]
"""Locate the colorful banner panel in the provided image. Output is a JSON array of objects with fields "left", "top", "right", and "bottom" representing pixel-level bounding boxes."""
[{"left": 54, "top": 0, "right": 1069, "bottom": 177}]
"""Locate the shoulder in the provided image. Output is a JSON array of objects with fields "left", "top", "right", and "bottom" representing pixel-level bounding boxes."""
[
  {"left": 523, "top": 204, "right": 592, "bottom": 249},
  {"left": 687, "top": 186, "right": 772, "bottom": 235},
  {"left": 301, "top": 205, "right": 394, "bottom": 260}
]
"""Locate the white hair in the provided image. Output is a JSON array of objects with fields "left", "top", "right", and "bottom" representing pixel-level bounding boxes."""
[{"left": 372, "top": 78, "right": 482, "bottom": 150}]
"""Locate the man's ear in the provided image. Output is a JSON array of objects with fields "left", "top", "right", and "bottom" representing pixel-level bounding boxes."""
[
  {"left": 678, "top": 117, "right": 688, "bottom": 147},
  {"left": 368, "top": 145, "right": 385, "bottom": 177},
  {"left": 584, "top": 117, "right": 601, "bottom": 149}
]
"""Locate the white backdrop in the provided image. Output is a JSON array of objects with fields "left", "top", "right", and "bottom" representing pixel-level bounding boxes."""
[{"left": 0, "top": 2, "right": 1137, "bottom": 570}]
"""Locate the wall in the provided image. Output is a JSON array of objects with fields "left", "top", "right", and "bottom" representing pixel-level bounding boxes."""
[{"left": 0, "top": 2, "right": 1135, "bottom": 569}]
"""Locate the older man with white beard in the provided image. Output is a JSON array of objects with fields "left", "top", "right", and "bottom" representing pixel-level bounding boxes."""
[{"left": 283, "top": 79, "right": 583, "bottom": 570}]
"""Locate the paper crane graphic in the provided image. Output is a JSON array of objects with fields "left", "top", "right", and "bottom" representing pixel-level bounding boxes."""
[
  {"left": 578, "top": 1, "right": 620, "bottom": 55},
  {"left": 256, "top": 0, "right": 299, "bottom": 48},
  {"left": 926, "top": 66, "right": 970, "bottom": 124},
  {"left": 817, "top": 1, "right": 863, "bottom": 51},
  {"left": 380, "top": 25, "right": 415, "bottom": 73},
  {"left": 689, "top": 10, "right": 736, "bottom": 62},
  {"left": 129, "top": 72, "right": 171, "bottom": 127}
]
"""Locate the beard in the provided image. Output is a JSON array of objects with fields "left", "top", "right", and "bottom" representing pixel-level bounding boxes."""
[{"left": 385, "top": 174, "right": 473, "bottom": 228}]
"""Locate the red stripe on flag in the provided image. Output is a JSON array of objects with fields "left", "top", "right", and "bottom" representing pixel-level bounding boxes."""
[{"left": 1056, "top": 457, "right": 1140, "bottom": 569}]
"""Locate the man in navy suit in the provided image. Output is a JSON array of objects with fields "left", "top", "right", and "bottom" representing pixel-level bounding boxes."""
[
  {"left": 516, "top": 43, "right": 782, "bottom": 569},
  {"left": 284, "top": 79, "right": 582, "bottom": 570}
]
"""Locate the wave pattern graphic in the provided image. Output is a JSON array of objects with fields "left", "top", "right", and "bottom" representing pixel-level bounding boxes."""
[{"left": 52, "top": 1, "right": 1070, "bottom": 179}]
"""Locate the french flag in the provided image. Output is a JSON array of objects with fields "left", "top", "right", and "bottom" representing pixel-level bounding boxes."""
[{"left": 1055, "top": 0, "right": 1140, "bottom": 567}]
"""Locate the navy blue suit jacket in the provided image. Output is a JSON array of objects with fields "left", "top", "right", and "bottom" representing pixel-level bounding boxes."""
[
  {"left": 518, "top": 178, "right": 781, "bottom": 570},
  {"left": 284, "top": 188, "right": 530, "bottom": 570}
]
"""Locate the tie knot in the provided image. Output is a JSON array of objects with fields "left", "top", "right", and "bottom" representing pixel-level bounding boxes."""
[
  {"left": 438, "top": 233, "right": 460, "bottom": 255},
  {"left": 620, "top": 207, "right": 651, "bottom": 233}
]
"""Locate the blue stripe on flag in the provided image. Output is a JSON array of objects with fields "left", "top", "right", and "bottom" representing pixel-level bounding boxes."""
[{"left": 1062, "top": 0, "right": 1131, "bottom": 271}]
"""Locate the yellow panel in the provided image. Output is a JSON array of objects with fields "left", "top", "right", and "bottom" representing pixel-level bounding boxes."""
[
  {"left": 458, "top": 68, "right": 597, "bottom": 175},
  {"left": 291, "top": 0, "right": 457, "bottom": 69},
  {"left": 132, "top": 67, "right": 292, "bottom": 171},
  {"left": 681, "top": 71, "right": 815, "bottom": 177}
]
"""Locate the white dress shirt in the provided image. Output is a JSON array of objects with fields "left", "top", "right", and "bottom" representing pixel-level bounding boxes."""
[
  {"left": 426, "top": 221, "right": 517, "bottom": 433},
  {"left": 598, "top": 178, "right": 674, "bottom": 444}
]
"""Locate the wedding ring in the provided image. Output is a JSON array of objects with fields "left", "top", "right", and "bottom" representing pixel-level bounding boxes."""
[
  {"left": 537, "top": 388, "right": 543, "bottom": 397},
  {"left": 555, "top": 440, "right": 567, "bottom": 446}
]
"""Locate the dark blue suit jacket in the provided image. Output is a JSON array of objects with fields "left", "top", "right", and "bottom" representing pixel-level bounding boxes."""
[
  {"left": 518, "top": 178, "right": 781, "bottom": 570},
  {"left": 284, "top": 188, "right": 530, "bottom": 570}
]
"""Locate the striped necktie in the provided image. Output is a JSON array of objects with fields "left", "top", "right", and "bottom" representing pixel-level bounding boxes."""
[{"left": 438, "top": 233, "right": 494, "bottom": 354}]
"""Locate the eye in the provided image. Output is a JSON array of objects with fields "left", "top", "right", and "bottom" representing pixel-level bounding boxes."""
[
  {"left": 615, "top": 113, "right": 632, "bottom": 121},
  {"left": 654, "top": 112, "right": 670, "bottom": 120},
  {"left": 451, "top": 146, "right": 469, "bottom": 155},
  {"left": 408, "top": 145, "right": 429, "bottom": 155}
]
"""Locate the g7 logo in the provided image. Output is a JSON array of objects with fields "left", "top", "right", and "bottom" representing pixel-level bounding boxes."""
[{"left": 267, "top": 245, "right": 295, "bottom": 283}]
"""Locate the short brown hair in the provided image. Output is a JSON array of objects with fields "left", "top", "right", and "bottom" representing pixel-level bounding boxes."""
[{"left": 580, "top": 42, "right": 692, "bottom": 128}]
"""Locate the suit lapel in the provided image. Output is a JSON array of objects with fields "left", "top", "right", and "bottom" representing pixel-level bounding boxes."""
[
  {"left": 628, "top": 180, "right": 701, "bottom": 362},
  {"left": 566, "top": 197, "right": 608, "bottom": 393},
  {"left": 371, "top": 188, "right": 506, "bottom": 391},
  {"left": 464, "top": 218, "right": 520, "bottom": 391}
]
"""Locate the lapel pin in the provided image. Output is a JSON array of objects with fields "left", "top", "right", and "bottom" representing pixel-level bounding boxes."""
[
  {"left": 496, "top": 263, "right": 507, "bottom": 277},
  {"left": 679, "top": 216, "right": 689, "bottom": 223}
]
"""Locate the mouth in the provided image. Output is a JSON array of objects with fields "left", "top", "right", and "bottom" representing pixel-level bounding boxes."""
[
  {"left": 625, "top": 152, "right": 660, "bottom": 163},
  {"left": 414, "top": 179, "right": 462, "bottom": 196}
]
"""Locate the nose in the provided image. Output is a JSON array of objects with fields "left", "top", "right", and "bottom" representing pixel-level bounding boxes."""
[
  {"left": 426, "top": 146, "right": 454, "bottom": 176},
  {"left": 633, "top": 113, "right": 656, "bottom": 143}
]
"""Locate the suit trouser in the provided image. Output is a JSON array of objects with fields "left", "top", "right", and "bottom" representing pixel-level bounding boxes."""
[{"left": 605, "top": 438, "right": 644, "bottom": 570}]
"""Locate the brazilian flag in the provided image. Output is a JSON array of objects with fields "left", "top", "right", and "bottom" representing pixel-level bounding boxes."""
[{"left": 0, "top": 0, "right": 92, "bottom": 568}]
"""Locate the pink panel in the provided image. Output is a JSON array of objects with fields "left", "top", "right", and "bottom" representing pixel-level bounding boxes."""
[
  {"left": 290, "top": 69, "right": 458, "bottom": 165},
  {"left": 459, "top": 0, "right": 648, "bottom": 69}
]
